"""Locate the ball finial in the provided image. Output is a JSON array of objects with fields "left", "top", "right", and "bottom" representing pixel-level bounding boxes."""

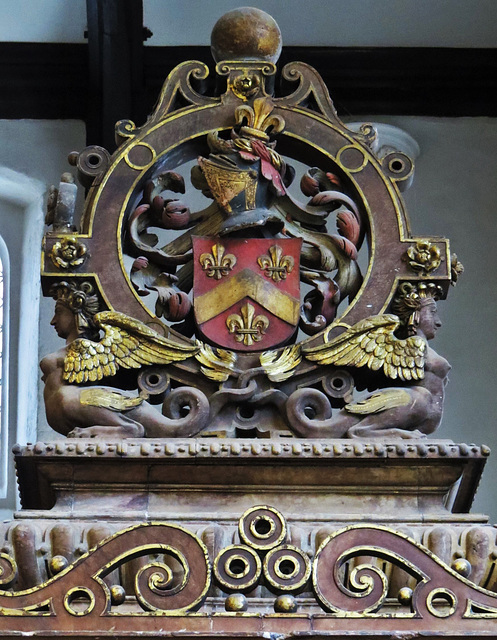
[
  {"left": 225, "top": 593, "right": 248, "bottom": 611},
  {"left": 211, "top": 7, "right": 282, "bottom": 63}
]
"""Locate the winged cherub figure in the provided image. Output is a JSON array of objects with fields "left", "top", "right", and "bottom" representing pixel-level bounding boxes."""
[
  {"left": 40, "top": 281, "right": 208, "bottom": 438},
  {"left": 294, "top": 283, "right": 450, "bottom": 439}
]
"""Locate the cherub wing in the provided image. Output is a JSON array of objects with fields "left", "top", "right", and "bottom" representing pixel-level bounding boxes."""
[
  {"left": 302, "top": 314, "right": 426, "bottom": 381},
  {"left": 64, "top": 311, "right": 198, "bottom": 384}
]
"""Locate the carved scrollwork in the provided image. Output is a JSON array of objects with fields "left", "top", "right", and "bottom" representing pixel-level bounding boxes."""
[
  {"left": 238, "top": 506, "right": 287, "bottom": 551},
  {"left": 134, "top": 548, "right": 192, "bottom": 611},
  {"left": 213, "top": 545, "right": 262, "bottom": 593},
  {"left": 160, "top": 386, "right": 211, "bottom": 437},
  {"left": 0, "top": 553, "right": 17, "bottom": 589},
  {"left": 381, "top": 151, "right": 414, "bottom": 189},
  {"left": 313, "top": 525, "right": 497, "bottom": 618},
  {"left": 147, "top": 61, "right": 219, "bottom": 126},
  {"left": 115, "top": 119, "right": 137, "bottom": 145},
  {"left": 0, "top": 523, "right": 210, "bottom": 617},
  {"left": 285, "top": 387, "right": 336, "bottom": 438},
  {"left": 276, "top": 61, "right": 340, "bottom": 124},
  {"left": 3, "top": 513, "right": 497, "bottom": 624},
  {"left": 263, "top": 545, "right": 311, "bottom": 594},
  {"left": 72, "top": 145, "right": 111, "bottom": 188}
]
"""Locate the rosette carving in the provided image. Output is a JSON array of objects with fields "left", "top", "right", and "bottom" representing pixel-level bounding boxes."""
[
  {"left": 406, "top": 240, "right": 442, "bottom": 275},
  {"left": 50, "top": 236, "right": 88, "bottom": 270}
]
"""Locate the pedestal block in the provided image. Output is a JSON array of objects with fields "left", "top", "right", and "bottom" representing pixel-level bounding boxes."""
[{"left": 2, "top": 439, "right": 497, "bottom": 638}]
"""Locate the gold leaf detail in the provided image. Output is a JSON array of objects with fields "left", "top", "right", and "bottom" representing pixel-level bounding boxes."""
[
  {"left": 406, "top": 240, "right": 441, "bottom": 275},
  {"left": 345, "top": 389, "right": 412, "bottom": 415},
  {"left": 257, "top": 245, "right": 295, "bottom": 282},
  {"left": 260, "top": 345, "right": 301, "bottom": 382},
  {"left": 80, "top": 388, "right": 144, "bottom": 411},
  {"left": 195, "top": 341, "right": 238, "bottom": 382},
  {"left": 232, "top": 74, "right": 260, "bottom": 99},
  {"left": 50, "top": 236, "right": 88, "bottom": 270},
  {"left": 235, "top": 97, "right": 285, "bottom": 141},
  {"left": 226, "top": 302, "right": 269, "bottom": 347},
  {"left": 199, "top": 243, "right": 237, "bottom": 279},
  {"left": 198, "top": 158, "right": 258, "bottom": 212}
]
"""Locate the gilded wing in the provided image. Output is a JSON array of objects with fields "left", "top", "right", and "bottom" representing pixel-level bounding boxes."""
[
  {"left": 344, "top": 389, "right": 412, "bottom": 415},
  {"left": 260, "top": 345, "right": 302, "bottom": 382},
  {"left": 195, "top": 341, "right": 238, "bottom": 382},
  {"left": 80, "top": 388, "right": 144, "bottom": 411},
  {"left": 302, "top": 314, "right": 426, "bottom": 381},
  {"left": 64, "top": 311, "right": 198, "bottom": 384}
]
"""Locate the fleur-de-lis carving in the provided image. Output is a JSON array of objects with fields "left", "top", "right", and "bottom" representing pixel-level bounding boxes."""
[
  {"left": 199, "top": 243, "right": 237, "bottom": 279},
  {"left": 257, "top": 245, "right": 295, "bottom": 282},
  {"left": 227, "top": 303, "right": 269, "bottom": 346},
  {"left": 235, "top": 97, "right": 285, "bottom": 141}
]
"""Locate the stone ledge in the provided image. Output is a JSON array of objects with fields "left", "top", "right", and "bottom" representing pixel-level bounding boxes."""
[
  {"left": 12, "top": 439, "right": 488, "bottom": 519},
  {"left": 12, "top": 438, "right": 491, "bottom": 461}
]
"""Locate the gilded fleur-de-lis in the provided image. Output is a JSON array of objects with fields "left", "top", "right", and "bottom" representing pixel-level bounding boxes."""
[
  {"left": 227, "top": 302, "right": 269, "bottom": 346},
  {"left": 235, "top": 97, "right": 285, "bottom": 141},
  {"left": 257, "top": 245, "right": 295, "bottom": 282},
  {"left": 199, "top": 243, "right": 237, "bottom": 279}
]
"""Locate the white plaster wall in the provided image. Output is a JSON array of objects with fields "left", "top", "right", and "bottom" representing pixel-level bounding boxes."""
[
  {"left": 0, "top": 179, "right": 44, "bottom": 513},
  {"left": 345, "top": 115, "right": 497, "bottom": 520},
  {"left": 0, "top": 0, "right": 86, "bottom": 43},
  {"left": 146, "top": 0, "right": 497, "bottom": 47},
  {"left": 1, "top": 0, "right": 497, "bottom": 47},
  {"left": 0, "top": 119, "right": 86, "bottom": 520}
]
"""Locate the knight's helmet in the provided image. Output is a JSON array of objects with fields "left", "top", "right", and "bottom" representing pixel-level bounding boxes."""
[
  {"left": 190, "top": 8, "right": 292, "bottom": 236},
  {"left": 191, "top": 97, "right": 293, "bottom": 236}
]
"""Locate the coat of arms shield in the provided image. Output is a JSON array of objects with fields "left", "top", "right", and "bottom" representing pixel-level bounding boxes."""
[{"left": 193, "top": 237, "right": 302, "bottom": 351}]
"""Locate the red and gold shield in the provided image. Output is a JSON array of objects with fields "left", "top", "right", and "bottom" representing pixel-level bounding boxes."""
[{"left": 193, "top": 237, "right": 301, "bottom": 351}]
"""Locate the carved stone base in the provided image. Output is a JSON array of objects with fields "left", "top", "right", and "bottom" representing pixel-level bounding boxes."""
[
  {"left": 1, "top": 439, "right": 494, "bottom": 584},
  {"left": 1, "top": 439, "right": 497, "bottom": 636}
]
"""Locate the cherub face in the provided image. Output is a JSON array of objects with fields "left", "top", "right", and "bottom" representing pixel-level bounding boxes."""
[
  {"left": 417, "top": 300, "right": 442, "bottom": 340},
  {"left": 51, "top": 302, "right": 77, "bottom": 340}
]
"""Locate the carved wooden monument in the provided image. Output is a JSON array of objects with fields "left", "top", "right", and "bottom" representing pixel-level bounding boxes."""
[{"left": 1, "top": 7, "right": 496, "bottom": 638}]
